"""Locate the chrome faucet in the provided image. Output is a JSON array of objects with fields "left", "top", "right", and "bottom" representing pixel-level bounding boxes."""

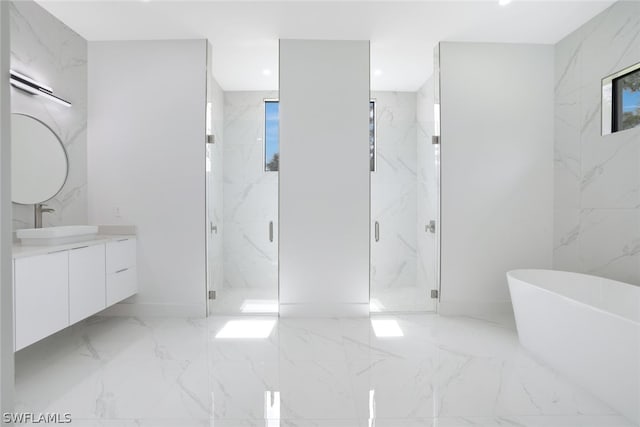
[{"left": 34, "top": 204, "right": 55, "bottom": 229}]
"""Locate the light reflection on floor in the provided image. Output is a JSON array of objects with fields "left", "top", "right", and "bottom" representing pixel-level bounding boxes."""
[{"left": 13, "top": 313, "right": 633, "bottom": 427}]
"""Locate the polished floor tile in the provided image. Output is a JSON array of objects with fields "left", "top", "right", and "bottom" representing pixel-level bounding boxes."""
[{"left": 14, "top": 314, "right": 636, "bottom": 426}]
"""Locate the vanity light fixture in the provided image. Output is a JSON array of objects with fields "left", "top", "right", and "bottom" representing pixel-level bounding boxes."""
[
  {"left": 9, "top": 70, "right": 72, "bottom": 107},
  {"left": 498, "top": 0, "right": 512, "bottom": 5}
]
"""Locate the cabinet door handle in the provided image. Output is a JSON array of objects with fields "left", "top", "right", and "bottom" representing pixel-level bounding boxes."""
[
  {"left": 374, "top": 221, "right": 380, "bottom": 242},
  {"left": 269, "top": 221, "right": 274, "bottom": 243},
  {"left": 70, "top": 245, "right": 89, "bottom": 251},
  {"left": 115, "top": 268, "right": 129, "bottom": 274},
  {"left": 116, "top": 238, "right": 129, "bottom": 242},
  {"left": 47, "top": 249, "right": 68, "bottom": 254}
]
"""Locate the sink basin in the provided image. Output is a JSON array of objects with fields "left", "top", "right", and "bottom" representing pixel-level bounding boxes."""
[{"left": 17, "top": 225, "right": 99, "bottom": 246}]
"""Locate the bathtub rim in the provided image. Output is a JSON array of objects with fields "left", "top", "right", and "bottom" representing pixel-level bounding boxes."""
[{"left": 507, "top": 269, "right": 640, "bottom": 326}]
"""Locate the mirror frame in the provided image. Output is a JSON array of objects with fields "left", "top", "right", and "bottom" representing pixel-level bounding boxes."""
[{"left": 11, "top": 113, "right": 69, "bottom": 205}]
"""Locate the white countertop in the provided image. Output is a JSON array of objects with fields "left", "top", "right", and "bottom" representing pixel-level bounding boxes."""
[{"left": 12, "top": 234, "right": 136, "bottom": 259}]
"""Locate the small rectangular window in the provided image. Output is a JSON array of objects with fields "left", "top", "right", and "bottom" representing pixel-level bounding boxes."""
[
  {"left": 370, "top": 100, "right": 376, "bottom": 172},
  {"left": 265, "top": 100, "right": 279, "bottom": 171},
  {"left": 612, "top": 68, "right": 640, "bottom": 133},
  {"left": 602, "top": 62, "right": 640, "bottom": 135}
]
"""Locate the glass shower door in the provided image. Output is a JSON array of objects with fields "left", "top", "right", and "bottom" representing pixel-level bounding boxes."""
[{"left": 370, "top": 87, "right": 438, "bottom": 313}]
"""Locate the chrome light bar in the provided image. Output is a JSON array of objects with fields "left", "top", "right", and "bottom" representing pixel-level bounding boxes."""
[{"left": 9, "top": 70, "right": 71, "bottom": 107}]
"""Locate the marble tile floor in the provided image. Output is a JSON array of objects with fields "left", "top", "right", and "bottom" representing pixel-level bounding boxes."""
[{"left": 14, "top": 314, "right": 635, "bottom": 427}]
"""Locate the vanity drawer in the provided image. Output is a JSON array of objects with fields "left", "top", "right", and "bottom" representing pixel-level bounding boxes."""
[
  {"left": 106, "top": 238, "right": 136, "bottom": 274},
  {"left": 106, "top": 266, "right": 137, "bottom": 306}
]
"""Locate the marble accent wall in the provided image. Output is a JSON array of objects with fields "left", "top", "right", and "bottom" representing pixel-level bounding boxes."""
[
  {"left": 554, "top": 1, "right": 640, "bottom": 285},
  {"left": 10, "top": 0, "right": 87, "bottom": 230},
  {"left": 222, "top": 91, "right": 278, "bottom": 292},
  {"left": 371, "top": 92, "right": 418, "bottom": 293}
]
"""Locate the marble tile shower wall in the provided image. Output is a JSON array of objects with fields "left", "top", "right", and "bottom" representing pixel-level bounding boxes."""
[
  {"left": 554, "top": 1, "right": 640, "bottom": 285},
  {"left": 10, "top": 1, "right": 88, "bottom": 231},
  {"left": 223, "top": 91, "right": 278, "bottom": 290},
  {"left": 371, "top": 92, "right": 418, "bottom": 291}
]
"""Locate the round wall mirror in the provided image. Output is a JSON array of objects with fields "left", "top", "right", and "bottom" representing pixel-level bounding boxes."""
[{"left": 11, "top": 114, "right": 68, "bottom": 205}]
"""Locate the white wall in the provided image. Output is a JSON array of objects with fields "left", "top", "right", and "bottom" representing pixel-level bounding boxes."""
[
  {"left": 554, "top": 1, "right": 640, "bottom": 285},
  {"left": 279, "top": 40, "right": 370, "bottom": 316},
  {"left": 0, "top": 0, "right": 14, "bottom": 413},
  {"left": 88, "top": 40, "right": 208, "bottom": 317},
  {"left": 10, "top": 1, "right": 88, "bottom": 231},
  {"left": 439, "top": 42, "right": 554, "bottom": 316}
]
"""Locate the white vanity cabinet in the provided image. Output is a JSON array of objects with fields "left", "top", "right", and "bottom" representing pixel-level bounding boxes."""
[
  {"left": 69, "top": 244, "right": 106, "bottom": 324},
  {"left": 13, "top": 235, "right": 137, "bottom": 351},
  {"left": 14, "top": 251, "right": 70, "bottom": 351},
  {"left": 106, "top": 238, "right": 137, "bottom": 305}
]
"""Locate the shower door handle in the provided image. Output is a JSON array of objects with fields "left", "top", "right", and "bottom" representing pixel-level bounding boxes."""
[
  {"left": 374, "top": 221, "right": 380, "bottom": 242},
  {"left": 269, "top": 221, "right": 274, "bottom": 242}
]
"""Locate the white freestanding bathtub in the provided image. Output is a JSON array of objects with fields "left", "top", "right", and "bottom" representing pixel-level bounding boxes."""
[{"left": 507, "top": 269, "right": 640, "bottom": 425}]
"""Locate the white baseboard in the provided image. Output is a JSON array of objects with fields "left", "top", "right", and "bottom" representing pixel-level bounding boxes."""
[
  {"left": 99, "top": 302, "right": 206, "bottom": 318},
  {"left": 279, "top": 302, "right": 369, "bottom": 318},
  {"left": 438, "top": 300, "right": 514, "bottom": 318}
]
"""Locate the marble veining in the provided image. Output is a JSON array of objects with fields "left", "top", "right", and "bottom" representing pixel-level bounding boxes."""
[
  {"left": 13, "top": 314, "right": 633, "bottom": 426},
  {"left": 10, "top": 0, "right": 88, "bottom": 231},
  {"left": 553, "top": 0, "right": 640, "bottom": 285},
  {"left": 370, "top": 92, "right": 417, "bottom": 295}
]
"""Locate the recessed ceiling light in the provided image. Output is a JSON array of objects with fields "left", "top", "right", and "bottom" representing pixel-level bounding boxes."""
[
  {"left": 373, "top": 69, "right": 383, "bottom": 77},
  {"left": 262, "top": 69, "right": 272, "bottom": 76},
  {"left": 371, "top": 319, "right": 404, "bottom": 337},
  {"left": 498, "top": 0, "right": 512, "bottom": 5},
  {"left": 215, "top": 319, "right": 276, "bottom": 339}
]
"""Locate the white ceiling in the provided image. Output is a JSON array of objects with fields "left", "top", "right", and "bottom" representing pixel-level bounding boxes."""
[{"left": 36, "top": 0, "right": 615, "bottom": 91}]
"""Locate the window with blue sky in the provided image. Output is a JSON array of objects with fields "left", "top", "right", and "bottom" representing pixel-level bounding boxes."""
[
  {"left": 265, "top": 100, "right": 280, "bottom": 171},
  {"left": 264, "top": 100, "right": 376, "bottom": 171},
  {"left": 614, "top": 68, "right": 640, "bottom": 132}
]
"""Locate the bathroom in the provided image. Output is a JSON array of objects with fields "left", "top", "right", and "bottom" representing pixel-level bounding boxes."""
[{"left": 0, "top": 0, "right": 638, "bottom": 426}]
